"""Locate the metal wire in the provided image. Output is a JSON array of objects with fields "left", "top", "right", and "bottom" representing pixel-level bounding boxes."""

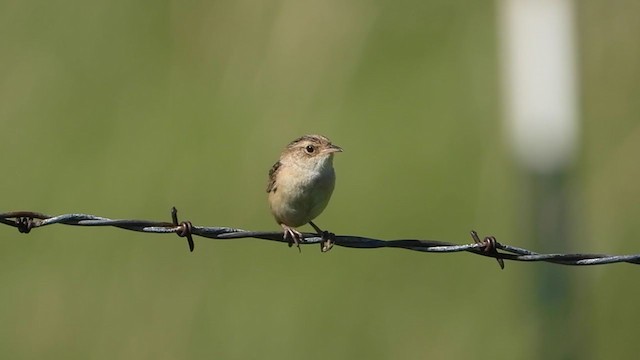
[{"left": 1, "top": 209, "right": 638, "bottom": 268}]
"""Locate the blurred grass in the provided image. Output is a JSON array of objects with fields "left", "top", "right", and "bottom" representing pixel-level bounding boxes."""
[{"left": 0, "top": 0, "right": 639, "bottom": 358}]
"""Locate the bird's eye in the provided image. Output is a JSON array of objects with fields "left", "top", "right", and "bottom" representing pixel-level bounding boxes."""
[{"left": 305, "top": 145, "right": 315, "bottom": 154}]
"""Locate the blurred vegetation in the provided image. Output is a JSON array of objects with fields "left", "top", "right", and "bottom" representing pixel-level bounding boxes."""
[{"left": 0, "top": 0, "right": 638, "bottom": 358}]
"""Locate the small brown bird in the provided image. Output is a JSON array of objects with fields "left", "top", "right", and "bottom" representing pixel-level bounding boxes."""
[{"left": 267, "top": 134, "right": 342, "bottom": 252}]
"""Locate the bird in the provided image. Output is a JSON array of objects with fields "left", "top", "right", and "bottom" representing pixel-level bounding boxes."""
[{"left": 267, "top": 134, "right": 342, "bottom": 252}]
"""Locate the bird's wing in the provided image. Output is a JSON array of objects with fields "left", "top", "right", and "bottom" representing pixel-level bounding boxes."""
[{"left": 266, "top": 160, "right": 281, "bottom": 193}]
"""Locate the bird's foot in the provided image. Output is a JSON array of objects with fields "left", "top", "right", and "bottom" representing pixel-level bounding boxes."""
[
  {"left": 309, "top": 221, "right": 335, "bottom": 253},
  {"left": 282, "top": 225, "right": 304, "bottom": 253},
  {"left": 320, "top": 231, "right": 335, "bottom": 253}
]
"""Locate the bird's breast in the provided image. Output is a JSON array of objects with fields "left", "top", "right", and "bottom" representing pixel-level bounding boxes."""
[{"left": 269, "top": 166, "right": 336, "bottom": 227}]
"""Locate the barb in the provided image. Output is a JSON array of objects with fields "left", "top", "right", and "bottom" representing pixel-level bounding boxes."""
[{"left": 1, "top": 209, "right": 638, "bottom": 268}]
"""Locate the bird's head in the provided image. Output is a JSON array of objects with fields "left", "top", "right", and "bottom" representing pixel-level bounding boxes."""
[{"left": 281, "top": 134, "right": 342, "bottom": 171}]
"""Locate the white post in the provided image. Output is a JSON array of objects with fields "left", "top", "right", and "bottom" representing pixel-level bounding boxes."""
[
  {"left": 498, "top": 0, "right": 581, "bottom": 358},
  {"left": 500, "top": 0, "right": 578, "bottom": 174}
]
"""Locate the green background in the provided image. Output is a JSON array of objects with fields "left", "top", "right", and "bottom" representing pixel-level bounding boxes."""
[{"left": 1, "top": 0, "right": 639, "bottom": 358}]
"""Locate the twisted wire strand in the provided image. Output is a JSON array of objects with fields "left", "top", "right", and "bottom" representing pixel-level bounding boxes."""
[{"left": 1, "top": 209, "right": 638, "bottom": 268}]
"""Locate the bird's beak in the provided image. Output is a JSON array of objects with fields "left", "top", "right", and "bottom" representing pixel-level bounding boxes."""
[{"left": 325, "top": 144, "right": 343, "bottom": 154}]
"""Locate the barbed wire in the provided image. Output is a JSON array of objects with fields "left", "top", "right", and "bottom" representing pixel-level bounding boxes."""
[{"left": 1, "top": 208, "right": 638, "bottom": 269}]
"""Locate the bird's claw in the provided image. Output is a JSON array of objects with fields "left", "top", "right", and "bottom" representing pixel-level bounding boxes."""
[
  {"left": 309, "top": 221, "right": 336, "bottom": 253},
  {"left": 320, "top": 231, "right": 335, "bottom": 253},
  {"left": 283, "top": 227, "right": 304, "bottom": 253}
]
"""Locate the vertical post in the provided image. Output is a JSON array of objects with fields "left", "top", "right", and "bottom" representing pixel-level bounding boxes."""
[{"left": 498, "top": 0, "right": 580, "bottom": 358}]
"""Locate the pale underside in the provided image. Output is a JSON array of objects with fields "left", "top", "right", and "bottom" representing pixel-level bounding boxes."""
[{"left": 268, "top": 159, "right": 336, "bottom": 227}]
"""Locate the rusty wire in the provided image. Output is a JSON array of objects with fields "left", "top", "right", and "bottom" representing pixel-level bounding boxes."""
[{"left": 1, "top": 208, "right": 638, "bottom": 269}]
